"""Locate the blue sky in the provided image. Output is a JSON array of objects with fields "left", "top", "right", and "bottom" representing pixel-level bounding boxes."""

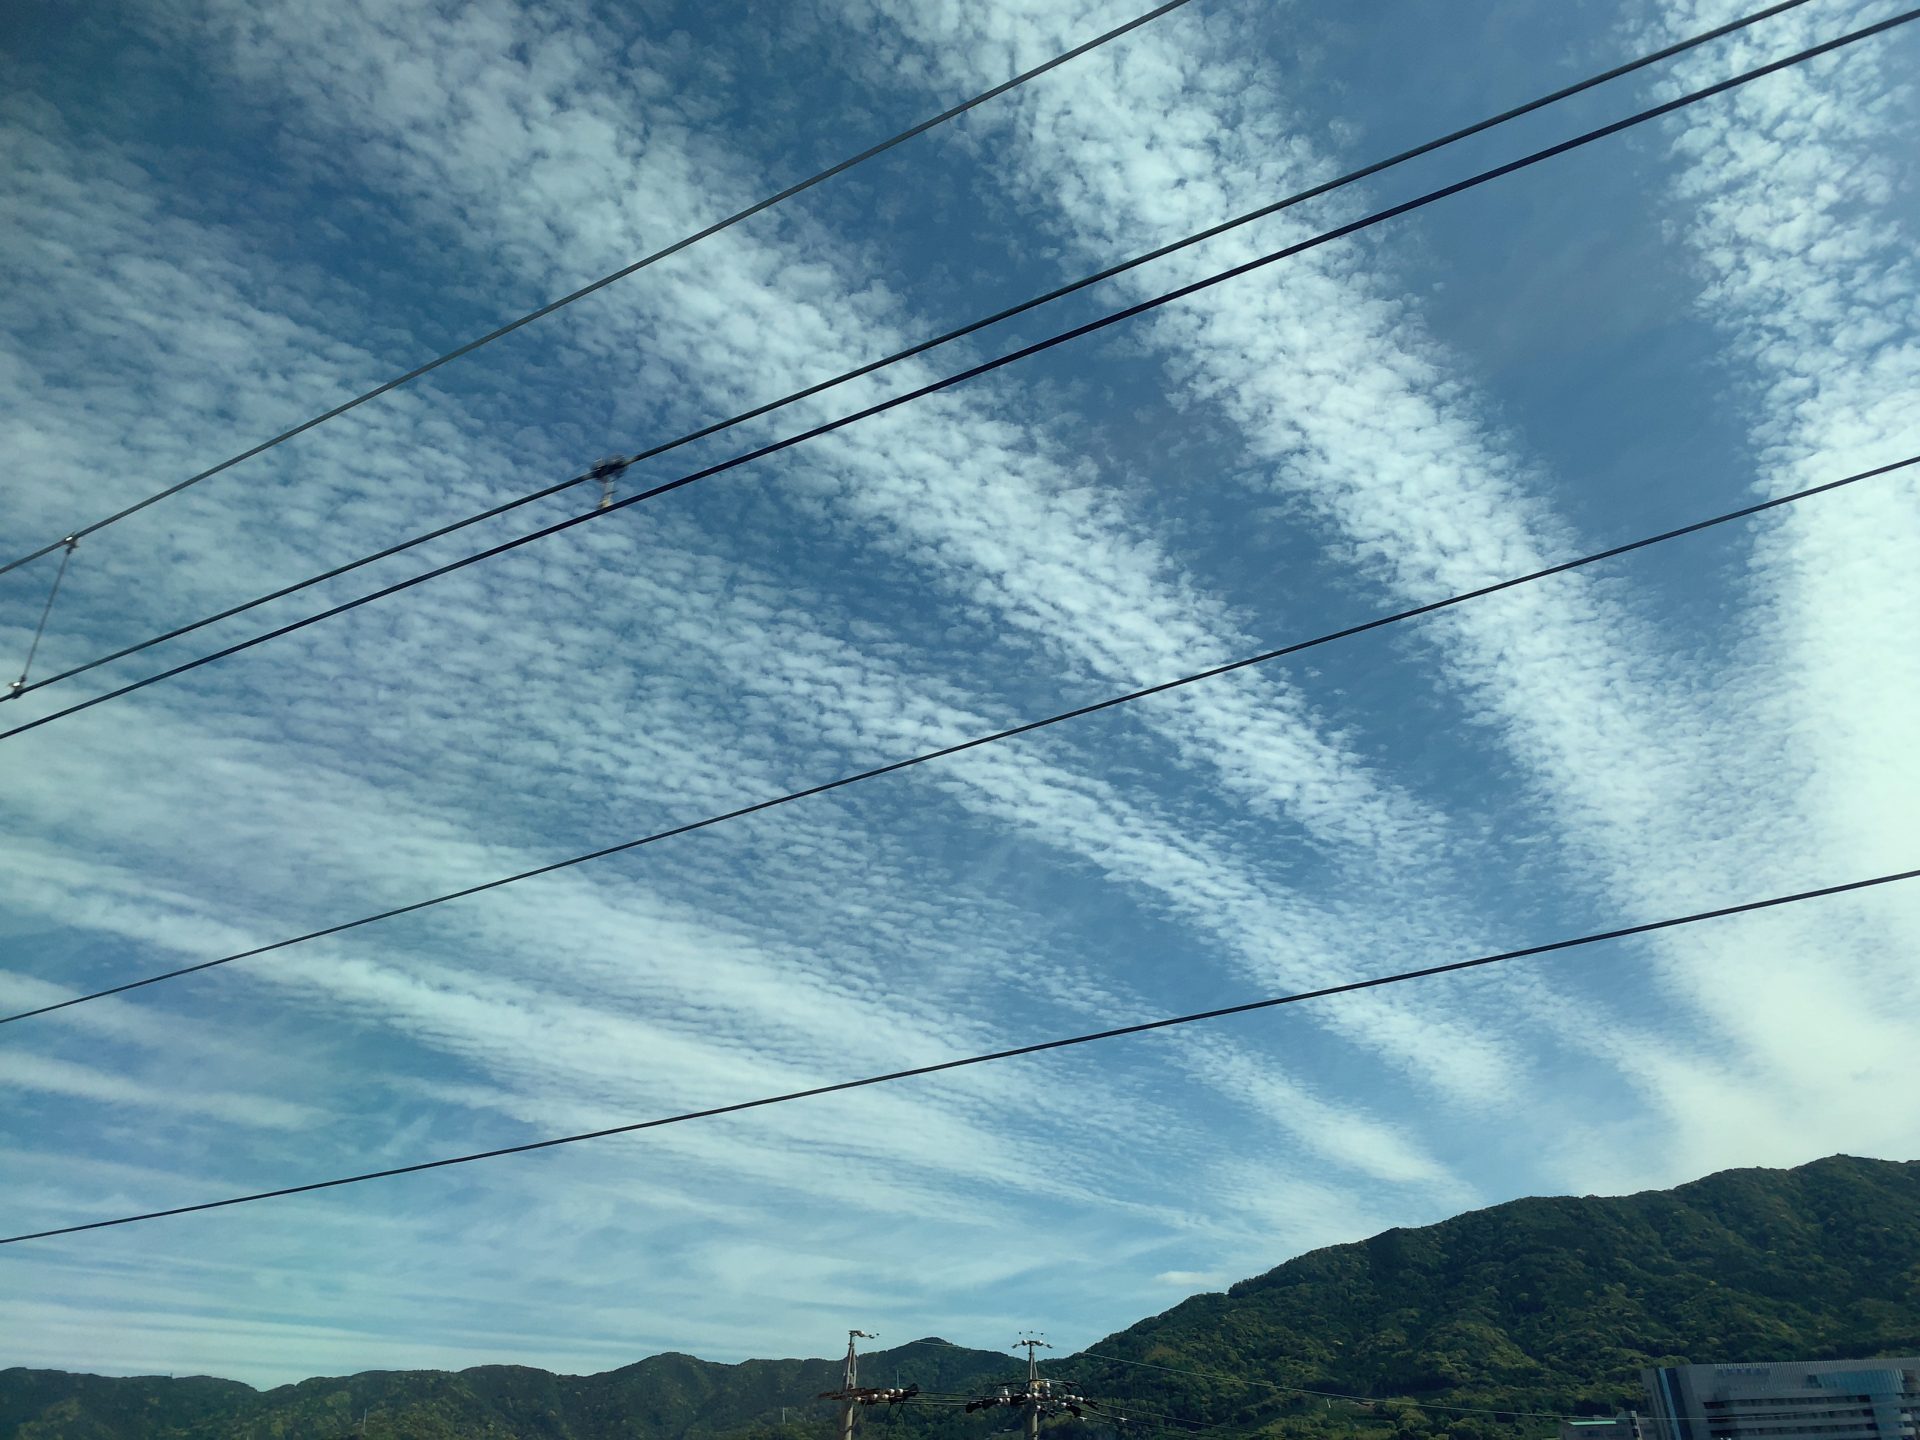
[{"left": 2, "top": 0, "right": 1918, "bottom": 1391}]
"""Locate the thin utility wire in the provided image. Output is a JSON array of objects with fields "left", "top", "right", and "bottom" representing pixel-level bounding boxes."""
[
  {"left": 1081, "top": 1349, "right": 1575, "bottom": 1420},
  {"left": 1081, "top": 1352, "right": 1857, "bottom": 1428},
  {"left": 9, "top": 536, "right": 76, "bottom": 697},
  {"left": 1091, "top": 1408, "right": 1235, "bottom": 1434},
  {"left": 2, "top": 451, "right": 1911, "bottom": 1028},
  {"left": 919, "top": 1337, "right": 1761, "bottom": 1427},
  {"left": 1111, "top": 1419, "right": 1232, "bottom": 1436},
  {"left": 922, "top": 1335, "right": 1567, "bottom": 1424},
  {"left": 1028, "top": 1398, "right": 1230, "bottom": 1434},
  {"left": 3, "top": 864, "right": 1914, "bottom": 1245},
  {"left": 0, "top": 0, "right": 1198, "bottom": 583},
  {"left": 2, "top": 0, "right": 1819, "bottom": 707},
  {"left": 5, "top": 8, "right": 1909, "bottom": 742}
]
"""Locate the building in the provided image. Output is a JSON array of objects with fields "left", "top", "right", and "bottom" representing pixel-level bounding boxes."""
[
  {"left": 1641, "top": 1359, "right": 1920, "bottom": 1440},
  {"left": 1561, "top": 1415, "right": 1646, "bottom": 1440}
]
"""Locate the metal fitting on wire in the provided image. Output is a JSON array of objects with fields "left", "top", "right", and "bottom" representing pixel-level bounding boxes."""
[
  {"left": 5, "top": 535, "right": 80, "bottom": 700},
  {"left": 588, "top": 456, "right": 630, "bottom": 511}
]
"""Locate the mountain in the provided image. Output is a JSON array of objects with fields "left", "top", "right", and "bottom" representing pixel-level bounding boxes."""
[
  {"left": 0, "top": 1341, "right": 1014, "bottom": 1440},
  {"left": 6, "top": 1154, "right": 1918, "bottom": 1440},
  {"left": 1072, "top": 1153, "right": 1920, "bottom": 1436}
]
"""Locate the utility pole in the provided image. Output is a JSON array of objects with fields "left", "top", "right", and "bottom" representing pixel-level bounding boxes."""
[
  {"left": 841, "top": 1329, "right": 873, "bottom": 1440},
  {"left": 1019, "top": 1335, "right": 1051, "bottom": 1440},
  {"left": 964, "top": 1333, "right": 1111, "bottom": 1435},
  {"left": 816, "top": 1329, "right": 919, "bottom": 1440}
]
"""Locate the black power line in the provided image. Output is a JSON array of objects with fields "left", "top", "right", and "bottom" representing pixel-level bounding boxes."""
[
  {"left": 10, "top": 9, "right": 1914, "bottom": 742},
  {"left": 1079, "top": 1350, "right": 1574, "bottom": 1420},
  {"left": 1081, "top": 1351, "right": 1858, "bottom": 1430},
  {"left": 3, "top": 863, "right": 1913, "bottom": 1246},
  {"left": 916, "top": 1336, "right": 1805, "bottom": 1426},
  {"left": 0, "top": 0, "right": 1199, "bottom": 582},
  {"left": 0, "top": 0, "right": 1819, "bottom": 709},
  {"left": 3, "top": 451, "right": 1912, "bottom": 1028}
]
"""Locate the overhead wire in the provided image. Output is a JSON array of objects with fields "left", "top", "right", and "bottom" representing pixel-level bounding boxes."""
[
  {"left": 922, "top": 1335, "right": 1567, "bottom": 1424},
  {"left": 1024, "top": 1396, "right": 1232, "bottom": 1434},
  {"left": 0, "top": 0, "right": 1201, "bottom": 583},
  {"left": 3, "top": 863, "right": 1915, "bottom": 1246},
  {"left": 3, "top": 6, "right": 1908, "bottom": 1402},
  {"left": 1089, "top": 1407, "right": 1235, "bottom": 1434},
  {"left": 1079, "top": 1349, "right": 1577, "bottom": 1420},
  {"left": 2, "top": 450, "right": 1911, "bottom": 1027},
  {"left": 17, "top": 8, "right": 1905, "bottom": 742},
  {"left": 0, "top": 0, "right": 1821, "bottom": 711},
  {"left": 1111, "top": 1418, "right": 1231, "bottom": 1436},
  {"left": 803, "top": 1355, "right": 1902, "bottom": 1431},
  {"left": 913, "top": 1336, "right": 1795, "bottom": 1427}
]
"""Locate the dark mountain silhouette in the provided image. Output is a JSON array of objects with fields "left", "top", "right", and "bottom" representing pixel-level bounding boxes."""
[{"left": 6, "top": 1154, "right": 1916, "bottom": 1440}]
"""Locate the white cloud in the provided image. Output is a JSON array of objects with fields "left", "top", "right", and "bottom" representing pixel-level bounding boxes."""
[
  {"left": 836, "top": 0, "right": 1920, "bottom": 1182},
  {"left": 3, "top": 0, "right": 1915, "bottom": 1390},
  {"left": 1151, "top": 1270, "right": 1222, "bottom": 1287},
  {"left": 0, "top": 1051, "right": 315, "bottom": 1130}
]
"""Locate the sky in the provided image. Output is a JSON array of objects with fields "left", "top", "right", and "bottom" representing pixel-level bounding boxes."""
[{"left": 1, "top": 0, "right": 1917, "bottom": 1393}]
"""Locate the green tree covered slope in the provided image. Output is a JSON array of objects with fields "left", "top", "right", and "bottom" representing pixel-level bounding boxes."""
[
  {"left": 1072, "top": 1154, "right": 1920, "bottom": 1433},
  {"left": 6, "top": 1155, "right": 1917, "bottom": 1440}
]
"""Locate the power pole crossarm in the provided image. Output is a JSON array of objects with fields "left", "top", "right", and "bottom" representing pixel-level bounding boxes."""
[{"left": 964, "top": 1334, "right": 1113, "bottom": 1433}]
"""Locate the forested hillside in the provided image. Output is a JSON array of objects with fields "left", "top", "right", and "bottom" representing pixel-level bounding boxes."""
[
  {"left": 6, "top": 1155, "right": 1917, "bottom": 1440},
  {"left": 1074, "top": 1154, "right": 1920, "bottom": 1438}
]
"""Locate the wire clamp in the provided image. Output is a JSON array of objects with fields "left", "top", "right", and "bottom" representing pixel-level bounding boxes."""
[
  {"left": 7, "top": 536, "right": 81, "bottom": 701},
  {"left": 589, "top": 456, "right": 630, "bottom": 511}
]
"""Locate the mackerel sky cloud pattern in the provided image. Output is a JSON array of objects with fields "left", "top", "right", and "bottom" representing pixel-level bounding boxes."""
[{"left": 0, "top": 0, "right": 1915, "bottom": 1386}]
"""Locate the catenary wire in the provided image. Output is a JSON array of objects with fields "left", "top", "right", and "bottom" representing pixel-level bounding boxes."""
[
  {"left": 916, "top": 1337, "right": 1779, "bottom": 1427},
  {"left": 3, "top": 863, "right": 1914, "bottom": 1245},
  {"left": 0, "top": 0, "right": 1198, "bottom": 583},
  {"left": 802, "top": 1363, "right": 1739, "bottom": 1434},
  {"left": 6, "top": 13, "right": 1909, "bottom": 741},
  {"left": 1078, "top": 1350, "right": 1576, "bottom": 1421},
  {"left": 3, "top": 0, "right": 1820, "bottom": 707},
  {"left": 1036, "top": 1399, "right": 1231, "bottom": 1434},
  {"left": 7, "top": 8, "right": 1910, "bottom": 739},
  {"left": 913, "top": 1335, "right": 1572, "bottom": 1423},
  {"left": 1, "top": 451, "right": 1912, "bottom": 1027},
  {"left": 13, "top": 5, "right": 1886, "bottom": 737},
  {"left": 5, "top": 3, "right": 1900, "bottom": 1388}
]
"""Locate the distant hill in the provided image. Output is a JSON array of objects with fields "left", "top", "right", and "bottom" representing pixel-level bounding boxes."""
[
  {"left": 1071, "top": 1153, "right": 1920, "bottom": 1435},
  {"left": 0, "top": 1339, "right": 1022, "bottom": 1440},
  {"left": 6, "top": 1154, "right": 1918, "bottom": 1440},
  {"left": 0, "top": 1340, "right": 1015, "bottom": 1440}
]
